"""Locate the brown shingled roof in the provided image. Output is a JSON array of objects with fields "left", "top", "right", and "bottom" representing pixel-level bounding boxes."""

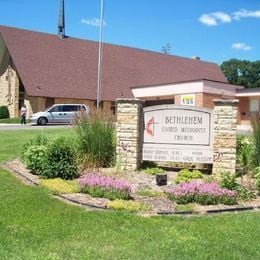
[{"left": 0, "top": 25, "right": 228, "bottom": 101}]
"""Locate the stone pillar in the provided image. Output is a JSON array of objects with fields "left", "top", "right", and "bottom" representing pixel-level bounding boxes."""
[
  {"left": 212, "top": 99, "right": 238, "bottom": 175},
  {"left": 116, "top": 99, "right": 143, "bottom": 171}
]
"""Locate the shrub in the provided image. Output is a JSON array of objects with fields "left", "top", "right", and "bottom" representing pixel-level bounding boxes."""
[
  {"left": 236, "top": 136, "right": 253, "bottom": 175},
  {"left": 21, "top": 134, "right": 49, "bottom": 160},
  {"left": 143, "top": 167, "right": 165, "bottom": 175},
  {"left": 79, "top": 173, "right": 131, "bottom": 200},
  {"left": 0, "top": 106, "right": 10, "bottom": 119},
  {"left": 42, "top": 137, "right": 79, "bottom": 180},
  {"left": 167, "top": 181, "right": 237, "bottom": 205},
  {"left": 23, "top": 145, "right": 47, "bottom": 175},
  {"left": 220, "top": 171, "right": 256, "bottom": 200},
  {"left": 175, "top": 169, "right": 203, "bottom": 184},
  {"left": 236, "top": 186, "right": 256, "bottom": 201},
  {"left": 75, "top": 109, "right": 116, "bottom": 168},
  {"left": 220, "top": 171, "right": 239, "bottom": 190},
  {"left": 107, "top": 199, "right": 150, "bottom": 212},
  {"left": 140, "top": 161, "right": 157, "bottom": 169},
  {"left": 39, "top": 178, "right": 80, "bottom": 195}
]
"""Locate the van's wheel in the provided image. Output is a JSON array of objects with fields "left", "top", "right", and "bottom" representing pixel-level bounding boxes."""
[{"left": 38, "top": 117, "right": 47, "bottom": 125}]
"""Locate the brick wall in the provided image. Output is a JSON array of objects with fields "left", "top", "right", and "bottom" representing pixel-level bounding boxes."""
[{"left": 203, "top": 93, "right": 223, "bottom": 108}]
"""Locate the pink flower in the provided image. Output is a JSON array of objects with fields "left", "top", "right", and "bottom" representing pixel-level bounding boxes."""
[{"left": 79, "top": 173, "right": 132, "bottom": 192}]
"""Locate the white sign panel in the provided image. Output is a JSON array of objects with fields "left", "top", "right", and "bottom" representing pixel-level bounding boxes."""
[
  {"left": 142, "top": 105, "right": 213, "bottom": 163},
  {"left": 180, "top": 94, "right": 195, "bottom": 106}
]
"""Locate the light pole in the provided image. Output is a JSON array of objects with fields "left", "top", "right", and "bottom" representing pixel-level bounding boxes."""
[{"left": 96, "top": 0, "right": 104, "bottom": 109}]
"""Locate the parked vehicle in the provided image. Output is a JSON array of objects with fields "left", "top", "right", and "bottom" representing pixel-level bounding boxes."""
[{"left": 30, "top": 104, "right": 89, "bottom": 125}]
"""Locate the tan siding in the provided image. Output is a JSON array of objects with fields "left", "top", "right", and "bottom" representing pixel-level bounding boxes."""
[{"left": 0, "top": 66, "right": 19, "bottom": 117}]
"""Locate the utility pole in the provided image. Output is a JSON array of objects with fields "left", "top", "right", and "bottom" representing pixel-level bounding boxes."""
[{"left": 96, "top": 0, "right": 104, "bottom": 109}]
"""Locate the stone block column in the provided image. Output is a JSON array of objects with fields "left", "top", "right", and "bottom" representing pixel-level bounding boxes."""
[
  {"left": 212, "top": 99, "right": 239, "bottom": 175},
  {"left": 116, "top": 99, "right": 143, "bottom": 171}
]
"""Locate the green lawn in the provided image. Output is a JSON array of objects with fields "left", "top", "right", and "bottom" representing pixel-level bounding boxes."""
[
  {"left": 0, "top": 129, "right": 260, "bottom": 259},
  {"left": 0, "top": 117, "right": 25, "bottom": 124},
  {"left": 0, "top": 128, "right": 74, "bottom": 163}
]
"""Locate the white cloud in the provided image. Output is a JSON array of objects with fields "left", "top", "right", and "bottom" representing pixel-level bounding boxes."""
[
  {"left": 199, "top": 12, "right": 231, "bottom": 26},
  {"left": 81, "top": 18, "right": 106, "bottom": 27},
  {"left": 232, "top": 43, "right": 252, "bottom": 51},
  {"left": 199, "top": 9, "right": 260, "bottom": 26},
  {"left": 233, "top": 9, "right": 260, "bottom": 20}
]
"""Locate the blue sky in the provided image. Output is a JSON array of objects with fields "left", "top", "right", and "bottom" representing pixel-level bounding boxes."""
[{"left": 0, "top": 0, "right": 259, "bottom": 64}]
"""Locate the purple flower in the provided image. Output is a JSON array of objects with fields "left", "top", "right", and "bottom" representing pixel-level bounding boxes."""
[
  {"left": 167, "top": 181, "right": 237, "bottom": 205},
  {"left": 79, "top": 173, "right": 132, "bottom": 193}
]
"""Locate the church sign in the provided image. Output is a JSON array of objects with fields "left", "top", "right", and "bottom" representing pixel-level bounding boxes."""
[{"left": 142, "top": 105, "right": 213, "bottom": 163}]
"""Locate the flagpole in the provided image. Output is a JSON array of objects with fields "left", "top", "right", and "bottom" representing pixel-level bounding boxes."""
[{"left": 97, "top": 0, "right": 104, "bottom": 109}]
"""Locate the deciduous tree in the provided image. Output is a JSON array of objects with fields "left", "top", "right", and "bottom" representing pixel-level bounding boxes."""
[{"left": 220, "top": 59, "right": 260, "bottom": 88}]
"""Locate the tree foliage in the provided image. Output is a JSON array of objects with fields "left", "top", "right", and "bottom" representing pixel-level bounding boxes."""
[{"left": 220, "top": 59, "right": 260, "bottom": 88}]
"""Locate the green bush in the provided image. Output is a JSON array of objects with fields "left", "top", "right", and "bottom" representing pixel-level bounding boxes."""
[
  {"left": 42, "top": 137, "right": 79, "bottom": 180},
  {"left": 75, "top": 109, "right": 116, "bottom": 168},
  {"left": 21, "top": 134, "right": 49, "bottom": 160},
  {"left": 175, "top": 169, "right": 203, "bottom": 184},
  {"left": 23, "top": 145, "right": 47, "bottom": 175},
  {"left": 220, "top": 171, "right": 239, "bottom": 190},
  {"left": 140, "top": 161, "right": 157, "bottom": 169},
  {"left": 236, "top": 186, "right": 256, "bottom": 201},
  {"left": 220, "top": 171, "right": 256, "bottom": 200},
  {"left": 143, "top": 167, "right": 164, "bottom": 175},
  {"left": 0, "top": 106, "right": 10, "bottom": 119}
]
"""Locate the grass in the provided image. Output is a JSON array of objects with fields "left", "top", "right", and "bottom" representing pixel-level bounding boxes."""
[
  {"left": 0, "top": 117, "right": 28, "bottom": 124},
  {"left": 0, "top": 128, "right": 74, "bottom": 163},
  {"left": 175, "top": 203, "right": 195, "bottom": 212},
  {"left": 0, "top": 129, "right": 260, "bottom": 259}
]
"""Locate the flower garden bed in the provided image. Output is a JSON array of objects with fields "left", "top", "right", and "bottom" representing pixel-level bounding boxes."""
[{"left": 2, "top": 158, "right": 260, "bottom": 216}]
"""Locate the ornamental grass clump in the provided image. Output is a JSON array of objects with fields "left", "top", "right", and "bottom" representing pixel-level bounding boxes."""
[
  {"left": 74, "top": 109, "right": 116, "bottom": 168},
  {"left": 167, "top": 181, "right": 237, "bottom": 205},
  {"left": 79, "top": 174, "right": 131, "bottom": 200}
]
